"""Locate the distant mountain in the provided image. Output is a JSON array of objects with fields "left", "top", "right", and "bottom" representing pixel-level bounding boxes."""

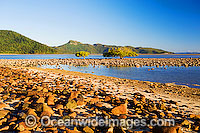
[
  {"left": 55, "top": 40, "right": 172, "bottom": 54},
  {"left": 0, "top": 30, "right": 56, "bottom": 54},
  {"left": 0, "top": 30, "right": 172, "bottom": 54}
]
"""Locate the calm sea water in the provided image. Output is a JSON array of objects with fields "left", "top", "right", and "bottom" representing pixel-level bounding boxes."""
[
  {"left": 41, "top": 64, "right": 200, "bottom": 88},
  {"left": 1, "top": 54, "right": 200, "bottom": 88},
  {"left": 0, "top": 54, "right": 200, "bottom": 59}
]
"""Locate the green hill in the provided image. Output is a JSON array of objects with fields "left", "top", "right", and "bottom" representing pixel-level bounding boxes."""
[
  {"left": 54, "top": 40, "right": 98, "bottom": 54},
  {"left": 55, "top": 40, "right": 172, "bottom": 54},
  {"left": 0, "top": 30, "right": 56, "bottom": 54},
  {"left": 0, "top": 30, "right": 172, "bottom": 54}
]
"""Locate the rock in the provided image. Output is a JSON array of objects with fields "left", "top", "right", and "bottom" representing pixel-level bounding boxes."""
[
  {"left": 90, "top": 97, "right": 99, "bottom": 104},
  {"left": 8, "top": 117, "right": 17, "bottom": 123},
  {"left": 0, "top": 110, "right": 9, "bottom": 119},
  {"left": 47, "top": 95, "right": 55, "bottom": 105},
  {"left": 118, "top": 114, "right": 127, "bottom": 119},
  {"left": 189, "top": 114, "right": 195, "bottom": 118},
  {"left": 111, "top": 103, "right": 127, "bottom": 116},
  {"left": 77, "top": 99, "right": 86, "bottom": 106},
  {"left": 43, "top": 88, "right": 48, "bottom": 93},
  {"left": 83, "top": 126, "right": 94, "bottom": 133},
  {"left": 36, "top": 97, "right": 45, "bottom": 103},
  {"left": 0, "top": 126, "right": 9, "bottom": 131},
  {"left": 66, "top": 127, "right": 82, "bottom": 133},
  {"left": 193, "top": 125, "right": 199, "bottom": 131},
  {"left": 40, "top": 111, "right": 52, "bottom": 117},
  {"left": 66, "top": 100, "right": 77, "bottom": 110},
  {"left": 69, "top": 91, "right": 80, "bottom": 100},
  {"left": 78, "top": 85, "right": 86, "bottom": 89},
  {"left": 26, "top": 108, "right": 38, "bottom": 118},
  {"left": 56, "top": 104, "right": 63, "bottom": 109},
  {"left": 133, "top": 98, "right": 139, "bottom": 105},
  {"left": 0, "top": 102, "right": 7, "bottom": 108},
  {"left": 43, "top": 103, "right": 54, "bottom": 115},
  {"left": 181, "top": 119, "right": 191, "bottom": 129},
  {"left": 105, "top": 95, "right": 112, "bottom": 102},
  {"left": 141, "top": 96, "right": 146, "bottom": 103},
  {"left": 165, "top": 83, "right": 175, "bottom": 87},
  {"left": 0, "top": 118, "right": 7, "bottom": 125},
  {"left": 35, "top": 103, "right": 43, "bottom": 112},
  {"left": 107, "top": 126, "right": 113, "bottom": 133},
  {"left": 17, "top": 121, "right": 37, "bottom": 131},
  {"left": 69, "top": 112, "right": 77, "bottom": 118},
  {"left": 95, "top": 103, "right": 103, "bottom": 108}
]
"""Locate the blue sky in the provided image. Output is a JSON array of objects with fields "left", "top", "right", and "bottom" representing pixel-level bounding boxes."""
[{"left": 0, "top": 0, "right": 200, "bottom": 52}]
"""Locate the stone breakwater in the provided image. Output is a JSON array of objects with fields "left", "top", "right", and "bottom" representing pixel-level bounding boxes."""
[
  {"left": 1, "top": 58, "right": 200, "bottom": 67},
  {"left": 0, "top": 66, "right": 199, "bottom": 132}
]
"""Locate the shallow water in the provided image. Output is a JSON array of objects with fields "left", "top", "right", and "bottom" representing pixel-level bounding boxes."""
[
  {"left": 1, "top": 54, "right": 199, "bottom": 88},
  {"left": 0, "top": 54, "right": 200, "bottom": 59},
  {"left": 41, "top": 64, "right": 200, "bottom": 89}
]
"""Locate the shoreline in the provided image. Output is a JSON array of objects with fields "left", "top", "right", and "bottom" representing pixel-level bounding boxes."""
[
  {"left": 1, "top": 58, "right": 199, "bottom": 68},
  {"left": 29, "top": 67, "right": 200, "bottom": 110},
  {"left": 32, "top": 67, "right": 200, "bottom": 101},
  {"left": 1, "top": 53, "right": 200, "bottom": 55}
]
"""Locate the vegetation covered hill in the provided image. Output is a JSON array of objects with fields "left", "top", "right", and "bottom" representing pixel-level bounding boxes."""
[
  {"left": 0, "top": 30, "right": 172, "bottom": 54},
  {"left": 55, "top": 40, "right": 172, "bottom": 54},
  {"left": 0, "top": 30, "right": 56, "bottom": 54}
]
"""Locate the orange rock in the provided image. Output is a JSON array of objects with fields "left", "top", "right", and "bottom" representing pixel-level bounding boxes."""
[
  {"left": 77, "top": 100, "right": 86, "bottom": 106},
  {"left": 118, "top": 114, "right": 127, "bottom": 119},
  {"left": 0, "top": 126, "right": 9, "bottom": 132},
  {"left": 47, "top": 95, "right": 55, "bottom": 105},
  {"left": 17, "top": 122, "right": 37, "bottom": 131},
  {"left": 133, "top": 98, "right": 139, "bottom": 105},
  {"left": 56, "top": 104, "right": 63, "bottom": 109},
  {"left": 69, "top": 112, "right": 76, "bottom": 118},
  {"left": 77, "top": 85, "right": 86, "bottom": 89},
  {"left": 24, "top": 97, "right": 31, "bottom": 102},
  {"left": 111, "top": 103, "right": 127, "bottom": 116},
  {"left": 141, "top": 96, "right": 146, "bottom": 103},
  {"left": 95, "top": 103, "right": 103, "bottom": 107},
  {"left": 26, "top": 109, "right": 38, "bottom": 117},
  {"left": 40, "top": 111, "right": 52, "bottom": 117},
  {"left": 105, "top": 95, "right": 111, "bottom": 102},
  {"left": 43, "top": 104, "right": 54, "bottom": 115},
  {"left": 90, "top": 97, "right": 99, "bottom": 104},
  {"left": 69, "top": 91, "right": 80, "bottom": 100},
  {"left": 36, "top": 97, "right": 45, "bottom": 103},
  {"left": 0, "top": 103, "right": 7, "bottom": 108}
]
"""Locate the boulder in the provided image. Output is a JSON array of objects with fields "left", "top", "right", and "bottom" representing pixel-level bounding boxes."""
[
  {"left": 111, "top": 103, "right": 127, "bottom": 116},
  {"left": 83, "top": 126, "right": 94, "bottom": 133},
  {"left": 66, "top": 100, "right": 77, "bottom": 110},
  {"left": 0, "top": 110, "right": 9, "bottom": 119}
]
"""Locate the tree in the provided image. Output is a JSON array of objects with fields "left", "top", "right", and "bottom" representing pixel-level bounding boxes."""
[
  {"left": 75, "top": 51, "right": 90, "bottom": 59},
  {"left": 103, "top": 47, "right": 138, "bottom": 59}
]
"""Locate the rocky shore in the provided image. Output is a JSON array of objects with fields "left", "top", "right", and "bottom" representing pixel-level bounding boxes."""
[
  {"left": 0, "top": 66, "right": 199, "bottom": 132},
  {"left": 1, "top": 58, "right": 200, "bottom": 68}
]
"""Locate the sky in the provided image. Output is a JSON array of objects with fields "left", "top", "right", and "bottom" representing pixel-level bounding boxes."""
[{"left": 0, "top": 0, "right": 200, "bottom": 52}]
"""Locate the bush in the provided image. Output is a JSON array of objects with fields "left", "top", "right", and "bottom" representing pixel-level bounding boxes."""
[
  {"left": 75, "top": 51, "right": 90, "bottom": 59},
  {"left": 103, "top": 47, "right": 138, "bottom": 59}
]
